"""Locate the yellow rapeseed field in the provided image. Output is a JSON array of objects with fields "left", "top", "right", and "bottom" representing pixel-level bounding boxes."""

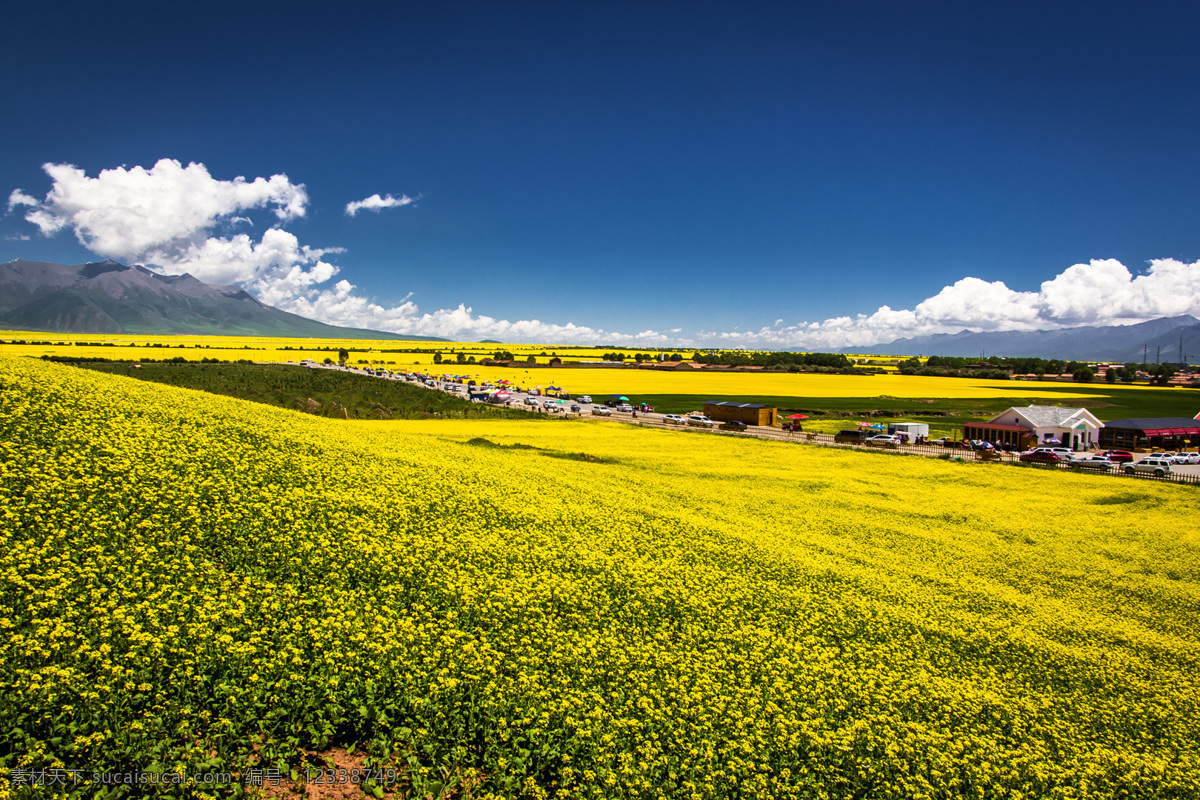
[
  {"left": 1, "top": 355, "right": 1198, "bottom": 798},
  {"left": 0, "top": 331, "right": 1126, "bottom": 403},
  {"left": 0, "top": 331, "right": 449, "bottom": 365},
  {"left": 425, "top": 366, "right": 1107, "bottom": 400},
  {"left": 0, "top": 332, "right": 619, "bottom": 366}
]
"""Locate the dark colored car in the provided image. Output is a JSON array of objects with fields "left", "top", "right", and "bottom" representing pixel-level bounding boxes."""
[
  {"left": 834, "top": 430, "right": 866, "bottom": 444},
  {"left": 719, "top": 420, "right": 748, "bottom": 432},
  {"left": 1020, "top": 451, "right": 1062, "bottom": 465}
]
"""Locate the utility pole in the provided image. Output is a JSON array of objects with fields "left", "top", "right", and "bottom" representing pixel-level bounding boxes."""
[
  {"left": 1156, "top": 346, "right": 1160, "bottom": 366},
  {"left": 1144, "top": 344, "right": 1148, "bottom": 365}
]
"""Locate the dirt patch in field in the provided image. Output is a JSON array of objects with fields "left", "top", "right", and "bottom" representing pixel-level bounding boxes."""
[
  {"left": 255, "top": 747, "right": 371, "bottom": 799},
  {"left": 251, "top": 746, "right": 483, "bottom": 799}
]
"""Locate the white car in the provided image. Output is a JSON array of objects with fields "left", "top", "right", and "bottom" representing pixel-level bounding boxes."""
[
  {"left": 523, "top": 396, "right": 539, "bottom": 406},
  {"left": 542, "top": 399, "right": 557, "bottom": 407},
  {"left": 1067, "top": 455, "right": 1114, "bottom": 472},
  {"left": 864, "top": 434, "right": 901, "bottom": 447},
  {"left": 577, "top": 395, "right": 593, "bottom": 404},
  {"left": 615, "top": 404, "right": 634, "bottom": 412},
  {"left": 662, "top": 414, "right": 685, "bottom": 425},
  {"left": 1177, "top": 452, "right": 1200, "bottom": 465},
  {"left": 592, "top": 406, "right": 612, "bottom": 416},
  {"left": 1124, "top": 456, "right": 1173, "bottom": 477},
  {"left": 686, "top": 414, "right": 714, "bottom": 428}
]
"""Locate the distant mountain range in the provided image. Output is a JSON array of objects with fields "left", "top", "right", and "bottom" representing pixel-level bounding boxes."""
[
  {"left": 0, "top": 259, "right": 448, "bottom": 340},
  {"left": 840, "top": 315, "right": 1200, "bottom": 362}
]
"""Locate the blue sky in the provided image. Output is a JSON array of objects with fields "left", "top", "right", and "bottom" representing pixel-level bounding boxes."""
[{"left": 5, "top": 1, "right": 1200, "bottom": 347}]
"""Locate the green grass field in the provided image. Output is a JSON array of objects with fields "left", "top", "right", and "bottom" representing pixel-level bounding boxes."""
[
  {"left": 74, "top": 361, "right": 540, "bottom": 421},
  {"left": 633, "top": 383, "right": 1200, "bottom": 434}
]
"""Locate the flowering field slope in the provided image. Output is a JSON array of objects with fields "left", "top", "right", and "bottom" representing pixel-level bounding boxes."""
[{"left": 2, "top": 356, "right": 1198, "bottom": 799}]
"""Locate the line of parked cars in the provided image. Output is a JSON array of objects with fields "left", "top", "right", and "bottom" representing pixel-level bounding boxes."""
[{"left": 1014, "top": 447, "right": 1197, "bottom": 477}]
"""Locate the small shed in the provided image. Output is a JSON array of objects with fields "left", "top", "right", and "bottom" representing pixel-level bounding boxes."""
[{"left": 702, "top": 401, "right": 778, "bottom": 427}]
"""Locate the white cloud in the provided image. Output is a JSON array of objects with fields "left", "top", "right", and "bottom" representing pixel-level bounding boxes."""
[
  {"left": 7, "top": 190, "right": 39, "bottom": 211},
  {"left": 275, "top": 280, "right": 673, "bottom": 344},
  {"left": 16, "top": 159, "right": 307, "bottom": 260},
  {"left": 147, "top": 227, "right": 345, "bottom": 295},
  {"left": 345, "top": 193, "right": 415, "bottom": 216},
  {"left": 4, "top": 233, "right": 31, "bottom": 241},
  {"left": 696, "top": 258, "right": 1200, "bottom": 349}
]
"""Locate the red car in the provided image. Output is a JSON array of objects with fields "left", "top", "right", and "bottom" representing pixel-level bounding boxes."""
[
  {"left": 1020, "top": 451, "right": 1062, "bottom": 465},
  {"left": 1102, "top": 450, "right": 1134, "bottom": 463}
]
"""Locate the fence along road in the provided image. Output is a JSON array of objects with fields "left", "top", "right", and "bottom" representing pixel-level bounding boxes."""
[{"left": 323, "top": 364, "right": 1200, "bottom": 488}]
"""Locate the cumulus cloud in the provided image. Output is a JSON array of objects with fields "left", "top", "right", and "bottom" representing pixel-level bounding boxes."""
[
  {"left": 697, "top": 258, "right": 1200, "bottom": 349},
  {"left": 277, "top": 280, "right": 675, "bottom": 344},
  {"left": 18, "top": 160, "right": 308, "bottom": 262},
  {"left": 345, "top": 193, "right": 415, "bottom": 216},
  {"left": 7, "top": 189, "right": 39, "bottom": 211}
]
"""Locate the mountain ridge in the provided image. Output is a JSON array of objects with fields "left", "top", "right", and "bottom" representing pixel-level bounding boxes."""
[
  {"left": 0, "top": 259, "right": 448, "bottom": 341},
  {"left": 838, "top": 315, "right": 1200, "bottom": 361}
]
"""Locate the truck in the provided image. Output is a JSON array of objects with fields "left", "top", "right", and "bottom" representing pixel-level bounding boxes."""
[{"left": 887, "top": 422, "right": 929, "bottom": 441}]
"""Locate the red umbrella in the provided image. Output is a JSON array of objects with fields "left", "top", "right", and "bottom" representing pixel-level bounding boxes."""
[{"left": 786, "top": 413, "right": 809, "bottom": 420}]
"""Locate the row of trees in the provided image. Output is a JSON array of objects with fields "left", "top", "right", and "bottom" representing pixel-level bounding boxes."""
[
  {"left": 429, "top": 351, "right": 545, "bottom": 365},
  {"left": 691, "top": 350, "right": 854, "bottom": 369},
  {"left": 598, "top": 350, "right": 858, "bottom": 370},
  {"left": 432, "top": 352, "right": 479, "bottom": 365},
  {"left": 899, "top": 355, "right": 1181, "bottom": 385},
  {"left": 601, "top": 352, "right": 685, "bottom": 362},
  {"left": 1105, "top": 363, "right": 1178, "bottom": 385}
]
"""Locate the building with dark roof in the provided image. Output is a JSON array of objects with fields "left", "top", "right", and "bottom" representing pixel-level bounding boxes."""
[
  {"left": 1098, "top": 418, "right": 1200, "bottom": 449},
  {"left": 702, "top": 401, "right": 777, "bottom": 427}
]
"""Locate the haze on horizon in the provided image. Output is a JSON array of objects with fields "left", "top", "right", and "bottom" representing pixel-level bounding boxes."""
[{"left": 4, "top": 2, "right": 1200, "bottom": 349}]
